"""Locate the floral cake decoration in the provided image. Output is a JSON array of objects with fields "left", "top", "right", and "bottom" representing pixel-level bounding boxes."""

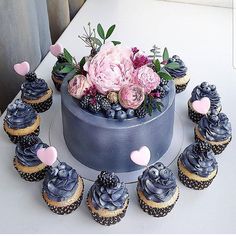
[{"left": 63, "top": 23, "right": 180, "bottom": 120}]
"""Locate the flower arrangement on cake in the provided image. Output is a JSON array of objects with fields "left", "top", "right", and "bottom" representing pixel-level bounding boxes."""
[{"left": 58, "top": 23, "right": 182, "bottom": 120}]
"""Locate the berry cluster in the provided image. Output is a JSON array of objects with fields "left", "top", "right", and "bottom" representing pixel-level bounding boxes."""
[
  {"left": 19, "top": 135, "right": 39, "bottom": 148},
  {"left": 194, "top": 141, "right": 212, "bottom": 153},
  {"left": 97, "top": 171, "right": 119, "bottom": 188},
  {"left": 57, "top": 54, "right": 68, "bottom": 63},
  {"left": 25, "top": 72, "right": 37, "bottom": 82},
  {"left": 154, "top": 78, "right": 170, "bottom": 99}
]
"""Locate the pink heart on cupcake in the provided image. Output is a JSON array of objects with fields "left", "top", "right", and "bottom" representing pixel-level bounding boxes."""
[
  {"left": 130, "top": 146, "right": 151, "bottom": 166},
  {"left": 50, "top": 43, "right": 63, "bottom": 57},
  {"left": 192, "top": 97, "right": 211, "bottom": 115},
  {"left": 37, "top": 146, "right": 58, "bottom": 166},
  {"left": 14, "top": 61, "right": 30, "bottom": 76}
]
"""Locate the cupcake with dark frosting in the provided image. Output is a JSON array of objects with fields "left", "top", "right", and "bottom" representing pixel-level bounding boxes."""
[
  {"left": 42, "top": 162, "right": 84, "bottom": 215},
  {"left": 21, "top": 71, "right": 53, "bottom": 113},
  {"left": 137, "top": 162, "right": 179, "bottom": 217},
  {"left": 178, "top": 141, "right": 218, "bottom": 189},
  {"left": 188, "top": 82, "right": 222, "bottom": 123},
  {"left": 87, "top": 171, "right": 129, "bottom": 226},
  {"left": 3, "top": 99, "right": 40, "bottom": 144},
  {"left": 195, "top": 110, "right": 232, "bottom": 154},
  {"left": 13, "top": 135, "right": 49, "bottom": 181},
  {"left": 165, "top": 55, "right": 190, "bottom": 93}
]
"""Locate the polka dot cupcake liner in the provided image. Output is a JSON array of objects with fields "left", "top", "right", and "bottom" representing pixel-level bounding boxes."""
[
  {"left": 51, "top": 74, "right": 63, "bottom": 91},
  {"left": 26, "top": 95, "right": 53, "bottom": 113},
  {"left": 188, "top": 101, "right": 204, "bottom": 123},
  {"left": 175, "top": 81, "right": 189, "bottom": 94}
]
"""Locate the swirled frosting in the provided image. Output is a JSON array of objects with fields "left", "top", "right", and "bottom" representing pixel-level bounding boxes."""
[
  {"left": 165, "top": 55, "right": 187, "bottom": 78},
  {"left": 190, "top": 82, "right": 221, "bottom": 110},
  {"left": 43, "top": 162, "right": 78, "bottom": 202},
  {"left": 52, "top": 62, "right": 69, "bottom": 81},
  {"left": 21, "top": 78, "right": 48, "bottom": 100},
  {"left": 198, "top": 111, "right": 232, "bottom": 142},
  {"left": 89, "top": 172, "right": 129, "bottom": 211},
  {"left": 4, "top": 99, "right": 37, "bottom": 129},
  {"left": 138, "top": 162, "right": 177, "bottom": 203},
  {"left": 15, "top": 138, "right": 48, "bottom": 167},
  {"left": 179, "top": 143, "right": 217, "bottom": 177}
]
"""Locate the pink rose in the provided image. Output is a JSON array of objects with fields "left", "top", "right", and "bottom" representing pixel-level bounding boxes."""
[
  {"left": 134, "top": 65, "right": 160, "bottom": 93},
  {"left": 87, "top": 42, "right": 134, "bottom": 95},
  {"left": 119, "top": 84, "right": 145, "bottom": 109},
  {"left": 68, "top": 75, "right": 92, "bottom": 99}
]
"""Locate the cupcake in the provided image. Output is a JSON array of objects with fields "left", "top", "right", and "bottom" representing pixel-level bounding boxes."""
[
  {"left": 194, "top": 110, "right": 232, "bottom": 154},
  {"left": 87, "top": 171, "right": 129, "bottom": 226},
  {"left": 165, "top": 55, "right": 190, "bottom": 93},
  {"left": 188, "top": 82, "right": 221, "bottom": 123},
  {"left": 137, "top": 162, "right": 179, "bottom": 217},
  {"left": 42, "top": 162, "right": 84, "bottom": 215},
  {"left": 3, "top": 99, "right": 40, "bottom": 144},
  {"left": 13, "top": 135, "right": 49, "bottom": 182},
  {"left": 178, "top": 141, "right": 218, "bottom": 190}
]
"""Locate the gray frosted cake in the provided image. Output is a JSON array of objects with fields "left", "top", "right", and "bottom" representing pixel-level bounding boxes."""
[{"left": 60, "top": 23, "right": 180, "bottom": 173}]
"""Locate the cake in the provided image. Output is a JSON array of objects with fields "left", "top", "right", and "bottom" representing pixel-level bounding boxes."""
[{"left": 59, "top": 23, "right": 179, "bottom": 173}]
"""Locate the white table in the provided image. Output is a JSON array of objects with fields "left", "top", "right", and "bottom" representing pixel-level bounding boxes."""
[{"left": 0, "top": 0, "right": 236, "bottom": 233}]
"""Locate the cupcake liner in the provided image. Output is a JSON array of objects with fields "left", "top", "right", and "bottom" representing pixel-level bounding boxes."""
[
  {"left": 51, "top": 74, "right": 62, "bottom": 91},
  {"left": 137, "top": 192, "right": 179, "bottom": 217},
  {"left": 4, "top": 125, "right": 40, "bottom": 144},
  {"left": 177, "top": 161, "right": 216, "bottom": 190},
  {"left": 43, "top": 187, "right": 84, "bottom": 215},
  {"left": 194, "top": 128, "right": 232, "bottom": 155},
  {"left": 13, "top": 158, "right": 48, "bottom": 182},
  {"left": 26, "top": 95, "right": 53, "bottom": 113},
  {"left": 87, "top": 197, "right": 129, "bottom": 226},
  {"left": 175, "top": 82, "right": 189, "bottom": 94},
  {"left": 188, "top": 101, "right": 204, "bottom": 123}
]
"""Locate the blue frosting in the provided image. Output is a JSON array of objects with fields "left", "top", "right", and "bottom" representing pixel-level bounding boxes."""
[
  {"left": 89, "top": 173, "right": 129, "bottom": 211},
  {"left": 21, "top": 79, "right": 48, "bottom": 100},
  {"left": 15, "top": 138, "right": 48, "bottom": 167},
  {"left": 4, "top": 99, "right": 37, "bottom": 129},
  {"left": 190, "top": 82, "right": 221, "bottom": 110},
  {"left": 179, "top": 143, "right": 217, "bottom": 177},
  {"left": 165, "top": 55, "right": 187, "bottom": 78},
  {"left": 198, "top": 111, "right": 232, "bottom": 142},
  {"left": 43, "top": 162, "right": 78, "bottom": 202},
  {"left": 138, "top": 162, "right": 177, "bottom": 203}
]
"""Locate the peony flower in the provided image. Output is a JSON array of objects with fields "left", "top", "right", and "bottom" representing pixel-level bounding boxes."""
[
  {"left": 134, "top": 65, "right": 160, "bottom": 93},
  {"left": 86, "top": 42, "right": 134, "bottom": 94},
  {"left": 68, "top": 75, "right": 92, "bottom": 99},
  {"left": 119, "top": 84, "right": 145, "bottom": 109}
]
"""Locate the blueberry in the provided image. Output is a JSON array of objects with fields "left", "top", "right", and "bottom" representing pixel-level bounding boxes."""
[
  {"left": 17, "top": 103, "right": 26, "bottom": 111},
  {"left": 154, "top": 162, "right": 164, "bottom": 170},
  {"left": 112, "top": 104, "right": 122, "bottom": 111},
  {"left": 200, "top": 82, "right": 208, "bottom": 88},
  {"left": 106, "top": 109, "right": 115, "bottom": 119},
  {"left": 15, "top": 99, "right": 21, "bottom": 105},
  {"left": 202, "top": 86, "right": 211, "bottom": 93},
  {"left": 167, "top": 58, "right": 173, "bottom": 63},
  {"left": 210, "top": 84, "right": 216, "bottom": 91},
  {"left": 58, "top": 163, "right": 66, "bottom": 170},
  {"left": 210, "top": 109, "right": 218, "bottom": 116},
  {"left": 160, "top": 169, "right": 170, "bottom": 179},
  {"left": 58, "top": 169, "right": 68, "bottom": 178},
  {"left": 8, "top": 103, "right": 17, "bottom": 112},
  {"left": 115, "top": 110, "right": 127, "bottom": 121},
  {"left": 173, "top": 55, "right": 180, "bottom": 60},
  {"left": 163, "top": 85, "right": 170, "bottom": 92},
  {"left": 149, "top": 167, "right": 159, "bottom": 179},
  {"left": 51, "top": 168, "right": 59, "bottom": 176},
  {"left": 126, "top": 109, "right": 135, "bottom": 118},
  {"left": 210, "top": 114, "right": 219, "bottom": 123}
]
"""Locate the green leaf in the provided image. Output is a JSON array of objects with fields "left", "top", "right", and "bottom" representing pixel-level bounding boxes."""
[
  {"left": 158, "top": 71, "right": 173, "bottom": 81},
  {"left": 163, "top": 47, "right": 169, "bottom": 61},
  {"left": 97, "top": 23, "right": 105, "bottom": 39},
  {"left": 148, "top": 104, "right": 153, "bottom": 116},
  {"left": 91, "top": 37, "right": 102, "bottom": 47},
  {"left": 63, "top": 48, "right": 73, "bottom": 65},
  {"left": 79, "top": 57, "right": 86, "bottom": 68},
  {"left": 157, "top": 101, "right": 164, "bottom": 107},
  {"left": 111, "top": 41, "right": 121, "bottom": 46},
  {"left": 106, "top": 24, "right": 116, "bottom": 39},
  {"left": 165, "top": 62, "right": 180, "bottom": 69},
  {"left": 153, "top": 59, "right": 161, "bottom": 72},
  {"left": 60, "top": 65, "right": 74, "bottom": 73}
]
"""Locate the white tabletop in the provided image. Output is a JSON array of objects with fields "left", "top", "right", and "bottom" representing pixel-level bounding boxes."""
[{"left": 0, "top": 0, "right": 236, "bottom": 233}]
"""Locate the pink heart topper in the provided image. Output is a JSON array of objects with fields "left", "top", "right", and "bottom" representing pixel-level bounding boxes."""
[
  {"left": 192, "top": 97, "right": 211, "bottom": 115},
  {"left": 50, "top": 43, "right": 63, "bottom": 57},
  {"left": 130, "top": 146, "right": 151, "bottom": 166},
  {"left": 37, "top": 146, "right": 58, "bottom": 166},
  {"left": 14, "top": 61, "right": 30, "bottom": 76}
]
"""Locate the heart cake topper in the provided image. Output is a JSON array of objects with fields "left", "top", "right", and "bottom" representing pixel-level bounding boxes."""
[
  {"left": 50, "top": 43, "right": 63, "bottom": 57},
  {"left": 192, "top": 97, "right": 211, "bottom": 115},
  {"left": 37, "top": 146, "right": 58, "bottom": 166},
  {"left": 14, "top": 61, "right": 30, "bottom": 76},
  {"left": 130, "top": 146, "right": 151, "bottom": 166}
]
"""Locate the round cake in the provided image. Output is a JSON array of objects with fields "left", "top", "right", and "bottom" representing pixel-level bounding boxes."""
[{"left": 61, "top": 77, "right": 175, "bottom": 172}]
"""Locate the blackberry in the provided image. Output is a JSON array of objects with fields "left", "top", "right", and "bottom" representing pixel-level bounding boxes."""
[
  {"left": 79, "top": 95, "right": 91, "bottom": 109},
  {"left": 97, "top": 171, "right": 119, "bottom": 188},
  {"left": 57, "top": 54, "right": 67, "bottom": 63},
  {"left": 25, "top": 72, "right": 37, "bottom": 82},
  {"left": 19, "top": 135, "right": 39, "bottom": 148},
  {"left": 99, "top": 98, "right": 111, "bottom": 111},
  {"left": 155, "top": 86, "right": 166, "bottom": 98},
  {"left": 194, "top": 141, "right": 212, "bottom": 153},
  {"left": 135, "top": 106, "right": 147, "bottom": 118},
  {"left": 88, "top": 100, "right": 101, "bottom": 113},
  {"left": 160, "top": 78, "right": 169, "bottom": 87},
  {"left": 95, "top": 94, "right": 105, "bottom": 103}
]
